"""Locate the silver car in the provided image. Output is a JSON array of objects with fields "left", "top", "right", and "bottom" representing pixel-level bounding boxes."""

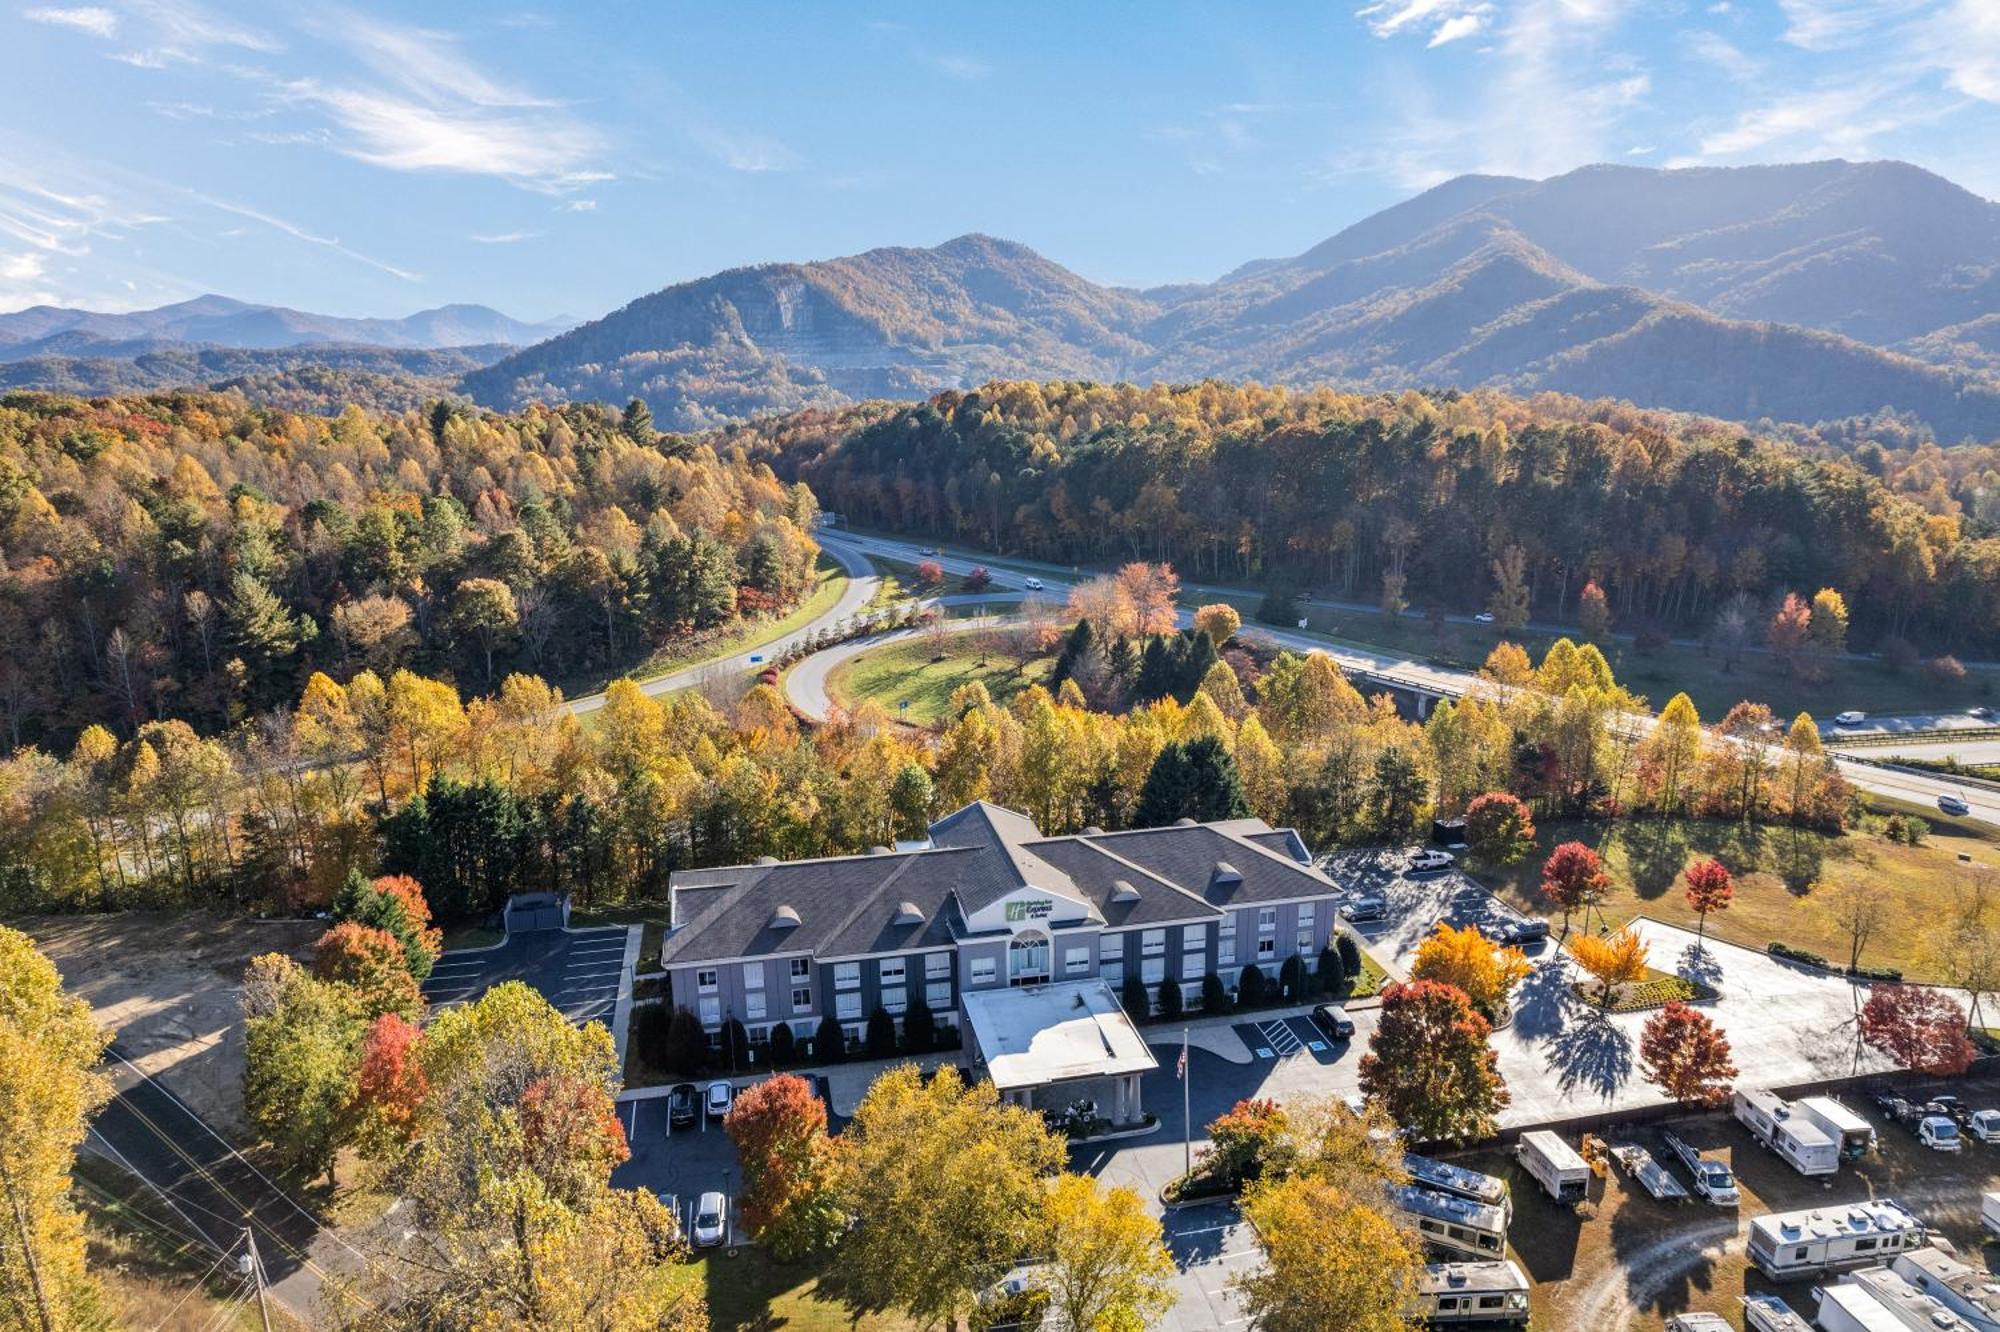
[{"left": 691, "top": 1191, "right": 727, "bottom": 1248}]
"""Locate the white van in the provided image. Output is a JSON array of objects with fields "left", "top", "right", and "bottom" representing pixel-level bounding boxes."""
[{"left": 1515, "top": 1130, "right": 1590, "bottom": 1205}]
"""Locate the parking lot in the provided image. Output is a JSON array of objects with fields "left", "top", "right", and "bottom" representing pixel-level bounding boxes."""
[
  {"left": 1321, "top": 848, "right": 1550, "bottom": 969},
  {"left": 421, "top": 926, "right": 629, "bottom": 1025}
]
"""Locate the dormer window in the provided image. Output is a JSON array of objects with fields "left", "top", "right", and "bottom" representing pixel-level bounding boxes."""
[{"left": 769, "top": 905, "right": 801, "bottom": 930}]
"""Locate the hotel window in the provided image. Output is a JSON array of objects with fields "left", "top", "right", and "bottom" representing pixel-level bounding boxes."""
[
  {"left": 834, "top": 962, "right": 860, "bottom": 991},
  {"left": 1009, "top": 931, "right": 1051, "bottom": 985},
  {"left": 1065, "top": 946, "right": 1090, "bottom": 975},
  {"left": 927, "top": 981, "right": 952, "bottom": 1010},
  {"left": 748, "top": 1025, "right": 767, "bottom": 1044},
  {"left": 789, "top": 957, "right": 810, "bottom": 981},
  {"left": 970, "top": 956, "right": 998, "bottom": 985},
  {"left": 1257, "top": 907, "right": 1276, "bottom": 932},
  {"left": 698, "top": 996, "right": 720, "bottom": 1025},
  {"left": 743, "top": 963, "right": 764, "bottom": 990},
  {"left": 1298, "top": 904, "right": 1315, "bottom": 926},
  {"left": 925, "top": 951, "right": 951, "bottom": 979},
  {"left": 1183, "top": 923, "right": 1208, "bottom": 947},
  {"left": 836, "top": 991, "right": 862, "bottom": 1021},
  {"left": 879, "top": 958, "right": 906, "bottom": 985},
  {"left": 1258, "top": 935, "right": 1276, "bottom": 959},
  {"left": 745, "top": 992, "right": 767, "bottom": 1021},
  {"left": 1297, "top": 927, "right": 1315, "bottom": 954},
  {"left": 696, "top": 968, "right": 718, "bottom": 992},
  {"left": 1181, "top": 951, "right": 1204, "bottom": 981},
  {"left": 882, "top": 987, "right": 906, "bottom": 1015},
  {"left": 1100, "top": 933, "right": 1125, "bottom": 962},
  {"left": 1217, "top": 918, "right": 1236, "bottom": 966},
  {"left": 1141, "top": 957, "right": 1166, "bottom": 985},
  {"left": 1142, "top": 929, "right": 1166, "bottom": 956},
  {"left": 791, "top": 986, "right": 813, "bottom": 1011}
]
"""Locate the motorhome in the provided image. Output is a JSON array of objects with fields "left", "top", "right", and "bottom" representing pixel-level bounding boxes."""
[
  {"left": 1515, "top": 1130, "right": 1591, "bottom": 1204},
  {"left": 1741, "top": 1292, "right": 1815, "bottom": 1332},
  {"left": 1410, "top": 1261, "right": 1531, "bottom": 1326},
  {"left": 1404, "top": 1153, "right": 1512, "bottom": 1217},
  {"left": 1734, "top": 1089, "right": 1840, "bottom": 1177},
  {"left": 1984, "top": 1193, "right": 2000, "bottom": 1242},
  {"left": 1664, "top": 1317, "right": 1732, "bottom": 1332},
  {"left": 1815, "top": 1265, "right": 1975, "bottom": 1332},
  {"left": 1390, "top": 1184, "right": 1509, "bottom": 1260},
  {"left": 1747, "top": 1199, "right": 1928, "bottom": 1280},
  {"left": 1795, "top": 1096, "right": 1877, "bottom": 1162},
  {"left": 1892, "top": 1246, "right": 2000, "bottom": 1332}
]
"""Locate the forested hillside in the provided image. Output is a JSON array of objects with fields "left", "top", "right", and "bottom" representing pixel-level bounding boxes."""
[
  {"left": 729, "top": 381, "right": 2000, "bottom": 655},
  {"left": 0, "top": 392, "right": 819, "bottom": 748}
]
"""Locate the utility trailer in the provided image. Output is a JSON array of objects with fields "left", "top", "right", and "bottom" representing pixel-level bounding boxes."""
[
  {"left": 1608, "top": 1141, "right": 1687, "bottom": 1200},
  {"left": 1515, "top": 1130, "right": 1590, "bottom": 1204}
]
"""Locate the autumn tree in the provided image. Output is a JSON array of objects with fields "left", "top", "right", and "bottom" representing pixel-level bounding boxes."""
[
  {"left": 1197, "top": 1098, "right": 1289, "bottom": 1191},
  {"left": 836, "top": 1064, "right": 1064, "bottom": 1329},
  {"left": 1577, "top": 579, "right": 1611, "bottom": 640},
  {"left": 1859, "top": 984, "right": 1975, "bottom": 1076},
  {"left": 1410, "top": 922, "right": 1529, "bottom": 1020},
  {"left": 1038, "top": 1174, "right": 1176, "bottom": 1332},
  {"left": 1808, "top": 587, "right": 1849, "bottom": 655},
  {"left": 1638, "top": 1001, "right": 1737, "bottom": 1106},
  {"left": 1463, "top": 791, "right": 1535, "bottom": 865},
  {"left": 242, "top": 954, "right": 364, "bottom": 1180},
  {"left": 354, "top": 1012, "right": 428, "bottom": 1149},
  {"left": 1540, "top": 841, "right": 1610, "bottom": 936},
  {"left": 1358, "top": 980, "right": 1508, "bottom": 1144},
  {"left": 1487, "top": 545, "right": 1530, "bottom": 631},
  {"left": 332, "top": 871, "right": 442, "bottom": 980},
  {"left": 452, "top": 577, "right": 521, "bottom": 684},
  {"left": 1235, "top": 1174, "right": 1422, "bottom": 1332},
  {"left": 0, "top": 926, "right": 110, "bottom": 1332},
  {"left": 723, "top": 1073, "right": 845, "bottom": 1261},
  {"left": 1766, "top": 593, "right": 1812, "bottom": 676},
  {"left": 1642, "top": 692, "right": 1703, "bottom": 814},
  {"left": 1681, "top": 859, "right": 1734, "bottom": 949},
  {"left": 1570, "top": 928, "right": 1650, "bottom": 1007},
  {"left": 1193, "top": 603, "right": 1241, "bottom": 648},
  {"left": 1480, "top": 641, "right": 1534, "bottom": 688},
  {"left": 313, "top": 922, "right": 424, "bottom": 1020}
]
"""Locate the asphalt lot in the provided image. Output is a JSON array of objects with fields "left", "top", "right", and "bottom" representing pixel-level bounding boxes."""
[
  {"left": 1322, "top": 849, "right": 1551, "bottom": 969},
  {"left": 1157, "top": 1202, "right": 1257, "bottom": 1331},
  {"left": 421, "top": 926, "right": 627, "bottom": 1024}
]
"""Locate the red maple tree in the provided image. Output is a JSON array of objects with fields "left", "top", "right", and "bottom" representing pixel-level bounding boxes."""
[
  {"left": 1681, "top": 859, "right": 1735, "bottom": 947},
  {"left": 1638, "top": 1001, "right": 1737, "bottom": 1106},
  {"left": 1859, "top": 984, "right": 1975, "bottom": 1076},
  {"left": 1540, "top": 841, "right": 1609, "bottom": 934}
]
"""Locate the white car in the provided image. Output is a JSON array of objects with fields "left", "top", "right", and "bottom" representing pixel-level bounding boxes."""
[
  {"left": 1833, "top": 710, "right": 1865, "bottom": 726},
  {"left": 1473, "top": 611, "right": 1495, "bottom": 624},
  {"left": 691, "top": 1191, "right": 728, "bottom": 1248},
  {"left": 705, "top": 1080, "right": 734, "bottom": 1119},
  {"left": 1918, "top": 1116, "right": 1962, "bottom": 1153},
  {"left": 1970, "top": 1108, "right": 2000, "bottom": 1143},
  {"left": 1406, "top": 848, "right": 1455, "bottom": 874},
  {"left": 1022, "top": 576, "right": 1044, "bottom": 591},
  {"left": 1939, "top": 792, "right": 1971, "bottom": 816}
]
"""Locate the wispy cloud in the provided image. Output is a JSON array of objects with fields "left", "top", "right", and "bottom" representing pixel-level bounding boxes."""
[
  {"left": 559, "top": 199, "right": 596, "bottom": 212},
  {"left": 1684, "top": 29, "right": 1760, "bottom": 82},
  {"left": 1358, "top": 0, "right": 1493, "bottom": 44},
  {"left": 1429, "top": 13, "right": 1488, "bottom": 44},
  {"left": 23, "top": 6, "right": 117, "bottom": 37},
  {"left": 923, "top": 52, "right": 990, "bottom": 80},
  {"left": 177, "top": 185, "right": 420, "bottom": 280},
  {"left": 1777, "top": 0, "right": 1925, "bottom": 51},
  {"left": 688, "top": 124, "right": 798, "bottom": 173},
  {"left": 471, "top": 230, "right": 537, "bottom": 244}
]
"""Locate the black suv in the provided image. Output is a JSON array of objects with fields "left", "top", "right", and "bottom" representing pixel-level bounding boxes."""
[
  {"left": 1311, "top": 1004, "right": 1356, "bottom": 1041},
  {"left": 667, "top": 1082, "right": 699, "bottom": 1129}
]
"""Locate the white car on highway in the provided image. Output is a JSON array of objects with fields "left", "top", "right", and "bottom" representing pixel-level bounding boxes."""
[
  {"left": 1022, "top": 576, "right": 1044, "bottom": 591},
  {"left": 1833, "top": 710, "right": 1865, "bottom": 726},
  {"left": 1939, "top": 792, "right": 1971, "bottom": 816}
]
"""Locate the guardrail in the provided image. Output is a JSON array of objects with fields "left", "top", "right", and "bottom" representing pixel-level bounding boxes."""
[{"left": 1828, "top": 725, "right": 2000, "bottom": 749}]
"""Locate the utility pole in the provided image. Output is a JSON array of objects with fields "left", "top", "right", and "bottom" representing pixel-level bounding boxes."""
[{"left": 244, "top": 1226, "right": 274, "bottom": 1332}]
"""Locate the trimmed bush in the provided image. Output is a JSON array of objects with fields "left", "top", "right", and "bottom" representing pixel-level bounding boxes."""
[
  {"left": 1122, "top": 972, "right": 1152, "bottom": 1018},
  {"left": 1318, "top": 944, "right": 1346, "bottom": 996},
  {"left": 663, "top": 1005, "right": 709, "bottom": 1076},
  {"left": 865, "top": 1007, "right": 898, "bottom": 1059},
  {"left": 1337, "top": 933, "right": 1363, "bottom": 979},
  {"left": 1279, "top": 954, "right": 1306, "bottom": 1001},
  {"left": 769, "top": 1021, "right": 797, "bottom": 1066},
  {"left": 1157, "top": 979, "right": 1184, "bottom": 1021},
  {"left": 634, "top": 1003, "right": 670, "bottom": 1070},
  {"left": 1237, "top": 964, "right": 1268, "bottom": 1008},
  {"left": 813, "top": 1014, "right": 847, "bottom": 1064},
  {"left": 904, "top": 996, "right": 937, "bottom": 1053},
  {"left": 719, "top": 1017, "right": 750, "bottom": 1071},
  {"left": 1202, "top": 972, "right": 1232, "bottom": 1015},
  {"left": 1768, "top": 941, "right": 1831, "bottom": 969}
]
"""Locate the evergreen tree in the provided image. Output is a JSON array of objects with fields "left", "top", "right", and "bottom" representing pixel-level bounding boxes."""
[
  {"left": 1238, "top": 964, "right": 1268, "bottom": 1007},
  {"left": 1279, "top": 954, "right": 1306, "bottom": 1001},
  {"left": 1121, "top": 973, "right": 1151, "bottom": 1018},
  {"left": 814, "top": 1014, "right": 847, "bottom": 1064},
  {"left": 1202, "top": 972, "right": 1232, "bottom": 1014},
  {"left": 769, "top": 1021, "right": 797, "bottom": 1066},
  {"left": 1157, "top": 978, "right": 1184, "bottom": 1021},
  {"left": 865, "top": 1007, "right": 899, "bottom": 1059},
  {"left": 664, "top": 1006, "right": 709, "bottom": 1075},
  {"left": 719, "top": 1017, "right": 750, "bottom": 1072},
  {"left": 1051, "top": 618, "right": 1096, "bottom": 687},
  {"left": 1134, "top": 737, "right": 1251, "bottom": 827},
  {"left": 1318, "top": 944, "right": 1346, "bottom": 996},
  {"left": 620, "top": 396, "right": 655, "bottom": 442},
  {"left": 903, "top": 993, "right": 937, "bottom": 1053},
  {"left": 1369, "top": 748, "right": 1427, "bottom": 841}
]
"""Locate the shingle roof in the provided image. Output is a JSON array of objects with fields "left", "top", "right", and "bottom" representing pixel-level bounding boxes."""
[{"left": 660, "top": 804, "right": 1334, "bottom": 967}]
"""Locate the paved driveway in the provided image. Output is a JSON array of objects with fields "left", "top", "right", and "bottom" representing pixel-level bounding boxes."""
[
  {"left": 422, "top": 927, "right": 628, "bottom": 1025},
  {"left": 1322, "top": 849, "right": 1550, "bottom": 972},
  {"left": 1157, "top": 1202, "right": 1258, "bottom": 1331}
]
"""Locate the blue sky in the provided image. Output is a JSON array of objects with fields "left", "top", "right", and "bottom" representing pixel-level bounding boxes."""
[{"left": 2, "top": 0, "right": 1997, "bottom": 321}]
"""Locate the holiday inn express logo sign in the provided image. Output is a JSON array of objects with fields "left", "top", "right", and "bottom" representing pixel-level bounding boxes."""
[{"left": 1005, "top": 898, "right": 1053, "bottom": 923}]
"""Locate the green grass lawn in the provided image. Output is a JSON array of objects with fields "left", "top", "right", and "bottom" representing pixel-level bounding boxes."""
[
  {"left": 1468, "top": 814, "right": 1998, "bottom": 983},
  {"left": 568, "top": 555, "right": 849, "bottom": 700},
  {"left": 440, "top": 922, "right": 503, "bottom": 951},
  {"left": 695, "top": 1249, "right": 917, "bottom": 1332},
  {"left": 826, "top": 636, "right": 1055, "bottom": 725}
]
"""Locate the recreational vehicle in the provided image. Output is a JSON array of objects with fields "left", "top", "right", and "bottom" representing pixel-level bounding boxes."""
[
  {"left": 1795, "top": 1096, "right": 1877, "bottom": 1162},
  {"left": 1815, "top": 1266, "right": 1975, "bottom": 1332},
  {"left": 1664, "top": 1317, "right": 1732, "bottom": 1332},
  {"left": 1404, "top": 1153, "right": 1512, "bottom": 1217},
  {"left": 1515, "top": 1130, "right": 1590, "bottom": 1204},
  {"left": 1741, "top": 1292, "right": 1815, "bottom": 1332},
  {"left": 1747, "top": 1199, "right": 1928, "bottom": 1280},
  {"left": 1892, "top": 1246, "right": 2000, "bottom": 1332},
  {"left": 1984, "top": 1193, "right": 2000, "bottom": 1242},
  {"left": 1390, "top": 1184, "right": 1509, "bottom": 1260},
  {"left": 1410, "top": 1261, "right": 1531, "bottom": 1326},
  {"left": 1734, "top": 1089, "right": 1840, "bottom": 1177}
]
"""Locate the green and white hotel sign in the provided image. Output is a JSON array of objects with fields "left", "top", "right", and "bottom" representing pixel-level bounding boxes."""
[{"left": 1005, "top": 898, "right": 1054, "bottom": 923}]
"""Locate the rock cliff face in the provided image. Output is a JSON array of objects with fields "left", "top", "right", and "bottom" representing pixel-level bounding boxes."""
[{"left": 460, "top": 160, "right": 2000, "bottom": 438}]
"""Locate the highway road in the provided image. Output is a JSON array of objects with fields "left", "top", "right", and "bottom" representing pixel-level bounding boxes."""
[{"left": 817, "top": 530, "right": 2000, "bottom": 831}]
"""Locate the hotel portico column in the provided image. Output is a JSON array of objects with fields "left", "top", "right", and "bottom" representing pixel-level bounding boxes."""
[{"left": 1127, "top": 1072, "right": 1143, "bottom": 1122}]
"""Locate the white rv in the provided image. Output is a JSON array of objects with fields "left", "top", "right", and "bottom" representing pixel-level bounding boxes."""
[
  {"left": 1795, "top": 1095, "right": 1877, "bottom": 1162},
  {"left": 1741, "top": 1292, "right": 1815, "bottom": 1332},
  {"left": 1410, "top": 1261, "right": 1531, "bottom": 1326},
  {"left": 1815, "top": 1265, "right": 1975, "bottom": 1332},
  {"left": 1515, "top": 1130, "right": 1590, "bottom": 1204},
  {"left": 1892, "top": 1246, "right": 2000, "bottom": 1332},
  {"left": 1984, "top": 1192, "right": 2000, "bottom": 1242},
  {"left": 1404, "top": 1152, "right": 1512, "bottom": 1218},
  {"left": 1734, "top": 1089, "right": 1840, "bottom": 1177},
  {"left": 1664, "top": 1316, "right": 1733, "bottom": 1332},
  {"left": 1748, "top": 1198, "right": 1928, "bottom": 1280},
  {"left": 1390, "top": 1184, "right": 1509, "bottom": 1261}
]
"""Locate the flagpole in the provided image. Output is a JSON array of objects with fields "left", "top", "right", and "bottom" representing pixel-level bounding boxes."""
[{"left": 1181, "top": 1026, "right": 1192, "bottom": 1178}]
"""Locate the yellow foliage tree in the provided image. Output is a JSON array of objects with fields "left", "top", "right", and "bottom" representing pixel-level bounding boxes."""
[
  {"left": 1569, "top": 927, "right": 1650, "bottom": 1006},
  {"left": 1410, "top": 921, "right": 1530, "bottom": 1017}
]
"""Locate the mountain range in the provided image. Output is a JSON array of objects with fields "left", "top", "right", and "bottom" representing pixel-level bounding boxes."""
[
  {"left": 463, "top": 159, "right": 2000, "bottom": 441},
  {"left": 0, "top": 295, "right": 569, "bottom": 362}
]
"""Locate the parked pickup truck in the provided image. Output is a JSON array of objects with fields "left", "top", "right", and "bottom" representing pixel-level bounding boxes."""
[
  {"left": 1874, "top": 1092, "right": 1966, "bottom": 1152},
  {"left": 1663, "top": 1131, "right": 1740, "bottom": 1205}
]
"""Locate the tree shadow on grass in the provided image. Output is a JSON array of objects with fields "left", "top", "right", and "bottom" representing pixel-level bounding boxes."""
[
  {"left": 1606, "top": 1190, "right": 1729, "bottom": 1317},
  {"left": 1543, "top": 1010, "right": 1634, "bottom": 1100},
  {"left": 1619, "top": 819, "right": 1691, "bottom": 901}
]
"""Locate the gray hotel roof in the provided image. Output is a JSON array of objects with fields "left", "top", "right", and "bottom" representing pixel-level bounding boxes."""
[{"left": 658, "top": 801, "right": 1339, "bottom": 968}]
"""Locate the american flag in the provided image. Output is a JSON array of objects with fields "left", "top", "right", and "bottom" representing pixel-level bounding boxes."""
[{"left": 1176, "top": 1044, "right": 1187, "bottom": 1080}]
